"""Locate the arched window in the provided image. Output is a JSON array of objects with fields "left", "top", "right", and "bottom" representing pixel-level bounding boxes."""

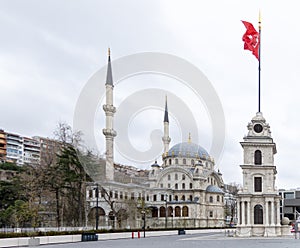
[
  {"left": 182, "top": 183, "right": 185, "bottom": 189},
  {"left": 168, "top": 174, "right": 171, "bottom": 180},
  {"left": 189, "top": 195, "right": 193, "bottom": 201},
  {"left": 175, "top": 158, "right": 178, "bottom": 164},
  {"left": 169, "top": 159, "right": 172, "bottom": 165},
  {"left": 189, "top": 183, "right": 193, "bottom": 189},
  {"left": 209, "top": 196, "right": 213, "bottom": 203},
  {"left": 160, "top": 206, "right": 166, "bottom": 217},
  {"left": 182, "top": 206, "right": 189, "bottom": 217},
  {"left": 182, "top": 174, "right": 186, "bottom": 180},
  {"left": 254, "top": 204, "right": 263, "bottom": 224},
  {"left": 175, "top": 183, "right": 178, "bottom": 189},
  {"left": 217, "top": 195, "right": 220, "bottom": 202},
  {"left": 183, "top": 158, "right": 186, "bottom": 164},
  {"left": 175, "top": 206, "right": 181, "bottom": 217},
  {"left": 175, "top": 174, "right": 178, "bottom": 180},
  {"left": 191, "top": 159, "right": 194, "bottom": 165},
  {"left": 181, "top": 195, "right": 185, "bottom": 201},
  {"left": 168, "top": 206, "right": 173, "bottom": 217},
  {"left": 254, "top": 150, "right": 262, "bottom": 165},
  {"left": 151, "top": 207, "right": 158, "bottom": 217},
  {"left": 175, "top": 195, "right": 178, "bottom": 201}
]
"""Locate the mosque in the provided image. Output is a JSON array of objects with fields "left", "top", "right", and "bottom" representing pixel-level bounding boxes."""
[{"left": 85, "top": 51, "right": 225, "bottom": 229}]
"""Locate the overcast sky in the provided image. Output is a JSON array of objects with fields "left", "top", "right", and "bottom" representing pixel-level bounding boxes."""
[{"left": 1, "top": 0, "right": 300, "bottom": 189}]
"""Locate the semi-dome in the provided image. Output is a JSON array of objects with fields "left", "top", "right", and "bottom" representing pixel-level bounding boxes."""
[
  {"left": 167, "top": 142, "right": 209, "bottom": 159},
  {"left": 206, "top": 185, "right": 224, "bottom": 194}
]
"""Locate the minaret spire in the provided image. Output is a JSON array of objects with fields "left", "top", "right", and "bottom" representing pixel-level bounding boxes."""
[
  {"left": 102, "top": 48, "right": 117, "bottom": 181},
  {"left": 106, "top": 48, "right": 113, "bottom": 86},
  {"left": 162, "top": 95, "right": 171, "bottom": 155},
  {"left": 164, "top": 95, "right": 169, "bottom": 123}
]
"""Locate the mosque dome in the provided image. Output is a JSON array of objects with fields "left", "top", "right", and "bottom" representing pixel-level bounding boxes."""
[
  {"left": 206, "top": 185, "right": 224, "bottom": 194},
  {"left": 167, "top": 142, "right": 209, "bottom": 159}
]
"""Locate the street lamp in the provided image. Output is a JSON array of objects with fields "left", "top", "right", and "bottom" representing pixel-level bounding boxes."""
[
  {"left": 141, "top": 210, "right": 146, "bottom": 238},
  {"left": 165, "top": 194, "right": 168, "bottom": 229},
  {"left": 95, "top": 183, "right": 99, "bottom": 230}
]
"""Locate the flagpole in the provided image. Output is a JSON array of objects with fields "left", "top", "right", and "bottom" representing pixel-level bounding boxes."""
[{"left": 258, "top": 11, "right": 261, "bottom": 113}]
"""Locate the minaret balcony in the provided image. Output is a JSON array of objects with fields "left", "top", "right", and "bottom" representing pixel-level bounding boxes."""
[
  {"left": 103, "top": 104, "right": 116, "bottom": 113},
  {"left": 102, "top": 128, "right": 117, "bottom": 137}
]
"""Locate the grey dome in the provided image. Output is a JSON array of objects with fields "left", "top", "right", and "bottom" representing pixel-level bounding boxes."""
[
  {"left": 167, "top": 142, "right": 209, "bottom": 159},
  {"left": 206, "top": 185, "right": 224, "bottom": 194},
  {"left": 151, "top": 161, "right": 160, "bottom": 167}
]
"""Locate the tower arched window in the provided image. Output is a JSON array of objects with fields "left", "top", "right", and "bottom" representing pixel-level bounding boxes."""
[
  {"left": 254, "top": 177, "right": 262, "bottom": 192},
  {"left": 254, "top": 150, "right": 262, "bottom": 165},
  {"left": 169, "top": 159, "right": 172, "bottom": 165},
  {"left": 189, "top": 183, "right": 193, "bottom": 189},
  {"left": 209, "top": 196, "right": 213, "bottom": 203},
  {"left": 254, "top": 204, "right": 263, "bottom": 224}
]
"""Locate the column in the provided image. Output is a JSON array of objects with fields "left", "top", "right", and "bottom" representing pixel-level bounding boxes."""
[
  {"left": 276, "top": 199, "right": 280, "bottom": 225},
  {"left": 237, "top": 199, "right": 241, "bottom": 225},
  {"left": 271, "top": 200, "right": 275, "bottom": 225},
  {"left": 241, "top": 200, "right": 245, "bottom": 225},
  {"left": 247, "top": 201, "right": 251, "bottom": 225},
  {"left": 265, "top": 201, "right": 269, "bottom": 225}
]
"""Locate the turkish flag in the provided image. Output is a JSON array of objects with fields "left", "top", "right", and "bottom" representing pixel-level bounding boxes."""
[{"left": 242, "top": 21, "right": 260, "bottom": 60}]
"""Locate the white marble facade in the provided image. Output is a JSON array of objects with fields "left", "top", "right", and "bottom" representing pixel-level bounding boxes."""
[{"left": 236, "top": 112, "right": 282, "bottom": 237}]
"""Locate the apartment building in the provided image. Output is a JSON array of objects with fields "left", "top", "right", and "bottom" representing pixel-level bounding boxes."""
[
  {"left": 6, "top": 132, "right": 23, "bottom": 165},
  {"left": 279, "top": 189, "right": 300, "bottom": 222},
  {"left": 0, "top": 129, "right": 6, "bottom": 162}
]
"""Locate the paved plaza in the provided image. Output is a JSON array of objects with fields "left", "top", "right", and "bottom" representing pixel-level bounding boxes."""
[{"left": 42, "top": 231, "right": 299, "bottom": 248}]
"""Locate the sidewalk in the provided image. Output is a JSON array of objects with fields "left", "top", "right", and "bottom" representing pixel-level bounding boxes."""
[{"left": 0, "top": 229, "right": 222, "bottom": 247}]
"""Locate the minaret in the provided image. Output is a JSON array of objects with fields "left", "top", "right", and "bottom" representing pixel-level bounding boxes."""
[
  {"left": 102, "top": 48, "right": 117, "bottom": 181},
  {"left": 162, "top": 96, "right": 171, "bottom": 155}
]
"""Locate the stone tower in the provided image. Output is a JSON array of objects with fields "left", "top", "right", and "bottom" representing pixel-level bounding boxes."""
[
  {"left": 162, "top": 96, "right": 171, "bottom": 155},
  {"left": 102, "top": 48, "right": 117, "bottom": 181},
  {"left": 236, "top": 112, "right": 281, "bottom": 237}
]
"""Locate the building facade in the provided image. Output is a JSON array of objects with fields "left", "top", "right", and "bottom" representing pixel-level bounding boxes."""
[
  {"left": 0, "top": 129, "right": 6, "bottom": 162},
  {"left": 279, "top": 189, "right": 300, "bottom": 222},
  {"left": 85, "top": 51, "right": 225, "bottom": 230}
]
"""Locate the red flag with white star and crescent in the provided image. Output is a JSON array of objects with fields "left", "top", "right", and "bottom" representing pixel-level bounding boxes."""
[{"left": 241, "top": 20, "right": 260, "bottom": 60}]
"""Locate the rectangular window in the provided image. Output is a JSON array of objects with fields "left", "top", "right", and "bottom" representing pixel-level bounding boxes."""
[{"left": 254, "top": 177, "right": 262, "bottom": 192}]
